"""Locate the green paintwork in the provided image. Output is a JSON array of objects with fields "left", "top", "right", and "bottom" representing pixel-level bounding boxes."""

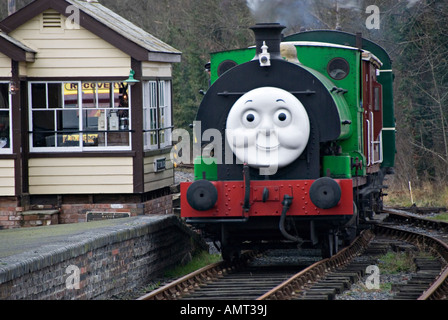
[
  {"left": 194, "top": 156, "right": 218, "bottom": 181},
  {"left": 206, "top": 30, "right": 395, "bottom": 178},
  {"left": 210, "top": 48, "right": 255, "bottom": 84},
  {"left": 323, "top": 155, "right": 352, "bottom": 178},
  {"left": 284, "top": 31, "right": 395, "bottom": 169},
  {"left": 299, "top": 62, "right": 353, "bottom": 141},
  {"left": 292, "top": 44, "right": 365, "bottom": 176}
]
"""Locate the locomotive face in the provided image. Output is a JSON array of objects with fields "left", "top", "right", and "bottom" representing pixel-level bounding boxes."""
[{"left": 226, "top": 87, "right": 310, "bottom": 170}]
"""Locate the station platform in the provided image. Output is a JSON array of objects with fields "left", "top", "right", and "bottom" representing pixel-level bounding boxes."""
[
  {"left": 0, "top": 215, "right": 203, "bottom": 300},
  {"left": 0, "top": 215, "right": 164, "bottom": 261}
]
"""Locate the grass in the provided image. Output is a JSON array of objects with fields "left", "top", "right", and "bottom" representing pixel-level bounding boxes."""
[
  {"left": 355, "top": 250, "right": 423, "bottom": 295},
  {"left": 164, "top": 251, "right": 222, "bottom": 279},
  {"left": 377, "top": 251, "right": 416, "bottom": 274},
  {"left": 384, "top": 182, "right": 448, "bottom": 208},
  {"left": 384, "top": 181, "right": 448, "bottom": 222},
  {"left": 428, "top": 212, "right": 448, "bottom": 222},
  {"left": 116, "top": 251, "right": 222, "bottom": 299}
]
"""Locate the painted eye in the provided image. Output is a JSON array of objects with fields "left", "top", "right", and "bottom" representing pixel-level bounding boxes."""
[
  {"left": 246, "top": 114, "right": 255, "bottom": 122},
  {"left": 242, "top": 110, "right": 259, "bottom": 127},
  {"left": 274, "top": 109, "right": 291, "bottom": 127},
  {"left": 278, "top": 113, "right": 287, "bottom": 121}
]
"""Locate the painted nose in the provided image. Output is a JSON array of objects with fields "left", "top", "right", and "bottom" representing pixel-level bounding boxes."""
[
  {"left": 258, "top": 128, "right": 272, "bottom": 137},
  {"left": 258, "top": 116, "right": 273, "bottom": 133}
]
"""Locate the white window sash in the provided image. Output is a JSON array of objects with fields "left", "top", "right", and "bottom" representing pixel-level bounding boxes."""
[{"left": 143, "top": 80, "right": 172, "bottom": 151}]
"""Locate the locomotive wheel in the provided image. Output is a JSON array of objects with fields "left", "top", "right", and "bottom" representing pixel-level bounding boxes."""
[
  {"left": 221, "top": 224, "right": 241, "bottom": 261},
  {"left": 343, "top": 202, "right": 359, "bottom": 245},
  {"left": 222, "top": 246, "right": 241, "bottom": 262}
]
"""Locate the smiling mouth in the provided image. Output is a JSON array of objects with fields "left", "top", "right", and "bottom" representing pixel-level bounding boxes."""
[{"left": 256, "top": 144, "right": 279, "bottom": 151}]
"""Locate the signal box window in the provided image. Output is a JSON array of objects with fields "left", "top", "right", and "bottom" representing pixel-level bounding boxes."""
[
  {"left": 143, "top": 80, "right": 172, "bottom": 151},
  {"left": 29, "top": 81, "right": 131, "bottom": 152}
]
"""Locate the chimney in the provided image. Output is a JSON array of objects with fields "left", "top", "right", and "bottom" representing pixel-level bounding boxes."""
[
  {"left": 250, "top": 23, "right": 286, "bottom": 61},
  {"left": 8, "top": 0, "right": 16, "bottom": 16}
]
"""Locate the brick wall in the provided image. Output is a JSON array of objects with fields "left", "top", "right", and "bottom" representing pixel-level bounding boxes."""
[
  {"left": 0, "top": 194, "right": 173, "bottom": 229},
  {"left": 59, "top": 194, "right": 173, "bottom": 224},
  {"left": 0, "top": 215, "right": 204, "bottom": 300},
  {"left": 0, "top": 197, "right": 21, "bottom": 229}
]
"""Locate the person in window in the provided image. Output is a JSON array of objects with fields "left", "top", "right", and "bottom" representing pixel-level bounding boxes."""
[{"left": 0, "top": 120, "right": 9, "bottom": 148}]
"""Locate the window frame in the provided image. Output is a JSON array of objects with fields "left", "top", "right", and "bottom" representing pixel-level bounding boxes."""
[
  {"left": 143, "top": 79, "right": 173, "bottom": 151},
  {"left": 327, "top": 57, "right": 350, "bottom": 81},
  {"left": 0, "top": 82, "right": 12, "bottom": 154},
  {"left": 28, "top": 81, "right": 132, "bottom": 153}
]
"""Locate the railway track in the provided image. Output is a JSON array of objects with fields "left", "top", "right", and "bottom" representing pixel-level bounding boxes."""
[
  {"left": 179, "top": 265, "right": 299, "bottom": 300},
  {"left": 138, "top": 230, "right": 373, "bottom": 300},
  {"left": 371, "top": 224, "right": 447, "bottom": 300},
  {"left": 137, "top": 208, "right": 448, "bottom": 301},
  {"left": 263, "top": 209, "right": 448, "bottom": 300},
  {"left": 382, "top": 208, "right": 448, "bottom": 300},
  {"left": 137, "top": 250, "right": 320, "bottom": 300}
]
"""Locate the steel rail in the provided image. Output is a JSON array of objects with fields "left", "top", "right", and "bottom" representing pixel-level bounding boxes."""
[
  {"left": 373, "top": 224, "right": 448, "bottom": 300},
  {"left": 418, "top": 266, "right": 448, "bottom": 300},
  {"left": 257, "top": 229, "right": 375, "bottom": 300},
  {"left": 259, "top": 221, "right": 448, "bottom": 300},
  {"left": 384, "top": 208, "right": 448, "bottom": 232},
  {"left": 137, "top": 251, "right": 256, "bottom": 300},
  {"left": 138, "top": 210, "right": 448, "bottom": 301},
  {"left": 137, "top": 261, "right": 225, "bottom": 300}
]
